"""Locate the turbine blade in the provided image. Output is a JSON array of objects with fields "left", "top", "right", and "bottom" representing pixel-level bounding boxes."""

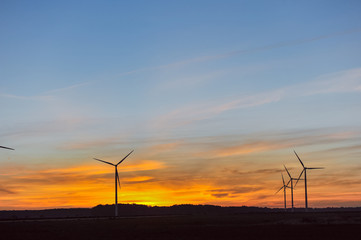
[
  {"left": 283, "top": 165, "right": 292, "bottom": 178},
  {"left": 116, "top": 168, "right": 121, "bottom": 189},
  {"left": 307, "top": 167, "right": 325, "bottom": 169},
  {"left": 281, "top": 173, "right": 285, "bottom": 185},
  {"left": 295, "top": 169, "right": 305, "bottom": 187},
  {"left": 294, "top": 150, "right": 305, "bottom": 168},
  {"left": 275, "top": 186, "right": 284, "bottom": 194},
  {"left": 286, "top": 179, "right": 291, "bottom": 187},
  {"left": 0, "top": 146, "right": 14, "bottom": 150},
  {"left": 93, "top": 158, "right": 115, "bottom": 166},
  {"left": 116, "top": 150, "right": 134, "bottom": 166}
]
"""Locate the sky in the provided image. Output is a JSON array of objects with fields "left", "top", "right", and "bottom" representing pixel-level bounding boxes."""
[{"left": 1, "top": 0, "right": 361, "bottom": 210}]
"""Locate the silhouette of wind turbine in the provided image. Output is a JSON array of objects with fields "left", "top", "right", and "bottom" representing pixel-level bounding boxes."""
[
  {"left": 284, "top": 165, "right": 300, "bottom": 212},
  {"left": 94, "top": 150, "right": 134, "bottom": 217},
  {"left": 294, "top": 150, "right": 324, "bottom": 211},
  {"left": 275, "top": 173, "right": 289, "bottom": 210},
  {"left": 0, "top": 146, "right": 14, "bottom": 150}
]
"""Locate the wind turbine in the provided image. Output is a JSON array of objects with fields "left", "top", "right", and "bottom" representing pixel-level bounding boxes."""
[
  {"left": 294, "top": 150, "right": 324, "bottom": 211},
  {"left": 284, "top": 165, "right": 300, "bottom": 212},
  {"left": 275, "top": 173, "right": 289, "bottom": 210},
  {"left": 94, "top": 150, "right": 134, "bottom": 217},
  {"left": 0, "top": 146, "right": 14, "bottom": 150}
]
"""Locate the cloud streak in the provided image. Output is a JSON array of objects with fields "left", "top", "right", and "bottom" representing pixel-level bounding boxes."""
[
  {"left": 44, "top": 81, "right": 92, "bottom": 94},
  {"left": 0, "top": 93, "right": 53, "bottom": 101},
  {"left": 152, "top": 67, "right": 361, "bottom": 130},
  {"left": 0, "top": 80, "right": 91, "bottom": 104},
  {"left": 1, "top": 133, "right": 360, "bottom": 209},
  {"left": 116, "top": 28, "right": 361, "bottom": 77},
  {"left": 213, "top": 142, "right": 286, "bottom": 157}
]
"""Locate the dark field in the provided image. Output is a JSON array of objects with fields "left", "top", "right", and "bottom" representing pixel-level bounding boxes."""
[{"left": 0, "top": 212, "right": 360, "bottom": 240}]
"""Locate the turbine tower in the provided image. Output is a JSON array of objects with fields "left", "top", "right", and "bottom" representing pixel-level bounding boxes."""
[
  {"left": 94, "top": 150, "right": 134, "bottom": 217},
  {"left": 275, "top": 173, "right": 289, "bottom": 210},
  {"left": 0, "top": 146, "right": 14, "bottom": 150},
  {"left": 284, "top": 165, "right": 300, "bottom": 212},
  {"left": 294, "top": 150, "right": 324, "bottom": 211}
]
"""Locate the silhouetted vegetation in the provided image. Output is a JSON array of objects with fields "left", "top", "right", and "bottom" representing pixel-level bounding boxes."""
[{"left": 0, "top": 204, "right": 361, "bottom": 220}]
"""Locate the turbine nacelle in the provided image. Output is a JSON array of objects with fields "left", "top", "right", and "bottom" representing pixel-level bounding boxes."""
[
  {"left": 275, "top": 173, "right": 290, "bottom": 194},
  {"left": 283, "top": 165, "right": 299, "bottom": 187},
  {"left": 93, "top": 150, "right": 134, "bottom": 167},
  {"left": 294, "top": 150, "right": 324, "bottom": 171},
  {"left": 294, "top": 150, "right": 324, "bottom": 186},
  {"left": 282, "top": 165, "right": 298, "bottom": 211}
]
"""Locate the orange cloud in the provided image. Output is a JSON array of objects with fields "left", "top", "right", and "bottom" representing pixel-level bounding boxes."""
[
  {"left": 150, "top": 142, "right": 181, "bottom": 153},
  {"left": 0, "top": 160, "right": 167, "bottom": 209},
  {"left": 212, "top": 142, "right": 287, "bottom": 157},
  {"left": 1, "top": 128, "right": 361, "bottom": 210},
  {"left": 119, "top": 160, "right": 166, "bottom": 172},
  {"left": 122, "top": 176, "right": 154, "bottom": 183}
]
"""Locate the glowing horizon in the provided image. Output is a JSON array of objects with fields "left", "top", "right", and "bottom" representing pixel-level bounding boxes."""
[
  {"left": 1, "top": 1, "right": 361, "bottom": 210},
  {"left": 1, "top": 131, "right": 361, "bottom": 210}
]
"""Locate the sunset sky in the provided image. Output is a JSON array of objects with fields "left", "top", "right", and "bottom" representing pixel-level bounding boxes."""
[{"left": 1, "top": 1, "right": 361, "bottom": 210}]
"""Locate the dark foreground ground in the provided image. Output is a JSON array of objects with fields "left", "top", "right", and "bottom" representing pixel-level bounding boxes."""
[{"left": 0, "top": 212, "right": 360, "bottom": 240}]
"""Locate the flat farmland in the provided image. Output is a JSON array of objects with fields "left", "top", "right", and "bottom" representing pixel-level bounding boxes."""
[{"left": 0, "top": 212, "right": 360, "bottom": 240}]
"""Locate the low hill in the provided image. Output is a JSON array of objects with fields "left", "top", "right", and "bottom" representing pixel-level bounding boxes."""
[{"left": 0, "top": 203, "right": 360, "bottom": 220}]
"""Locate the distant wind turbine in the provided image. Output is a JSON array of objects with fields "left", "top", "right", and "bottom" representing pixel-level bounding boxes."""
[
  {"left": 275, "top": 173, "right": 289, "bottom": 210},
  {"left": 284, "top": 165, "right": 301, "bottom": 212},
  {"left": 0, "top": 146, "right": 14, "bottom": 150},
  {"left": 294, "top": 150, "right": 324, "bottom": 211},
  {"left": 93, "top": 150, "right": 134, "bottom": 217}
]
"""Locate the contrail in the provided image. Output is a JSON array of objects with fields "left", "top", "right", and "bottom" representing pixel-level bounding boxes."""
[
  {"left": 218, "top": 27, "right": 361, "bottom": 59},
  {"left": 117, "top": 27, "right": 361, "bottom": 76}
]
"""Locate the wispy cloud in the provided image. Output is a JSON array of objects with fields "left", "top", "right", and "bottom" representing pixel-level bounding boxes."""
[
  {"left": 212, "top": 142, "right": 286, "bottom": 157},
  {"left": 44, "top": 81, "right": 92, "bottom": 94},
  {"left": 154, "top": 71, "right": 224, "bottom": 92},
  {"left": 1, "top": 81, "right": 91, "bottom": 102},
  {"left": 59, "top": 137, "right": 122, "bottom": 150},
  {"left": 117, "top": 28, "right": 361, "bottom": 77},
  {"left": 0, "top": 93, "right": 53, "bottom": 101},
  {"left": 305, "top": 67, "right": 361, "bottom": 95},
  {"left": 149, "top": 142, "right": 182, "bottom": 153},
  {"left": 174, "top": 127, "right": 361, "bottom": 161},
  {"left": 207, "top": 186, "right": 264, "bottom": 196},
  {"left": 0, "top": 186, "right": 15, "bottom": 194},
  {"left": 1, "top": 118, "right": 87, "bottom": 139},
  {"left": 153, "top": 89, "right": 284, "bottom": 129},
  {"left": 224, "top": 168, "right": 284, "bottom": 176},
  {"left": 152, "top": 67, "right": 361, "bottom": 130},
  {"left": 210, "top": 90, "right": 284, "bottom": 114},
  {"left": 216, "top": 28, "right": 361, "bottom": 60},
  {"left": 122, "top": 176, "right": 154, "bottom": 184}
]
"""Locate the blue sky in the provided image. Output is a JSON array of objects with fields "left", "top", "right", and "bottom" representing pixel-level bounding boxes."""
[{"left": 1, "top": 1, "right": 361, "bottom": 209}]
